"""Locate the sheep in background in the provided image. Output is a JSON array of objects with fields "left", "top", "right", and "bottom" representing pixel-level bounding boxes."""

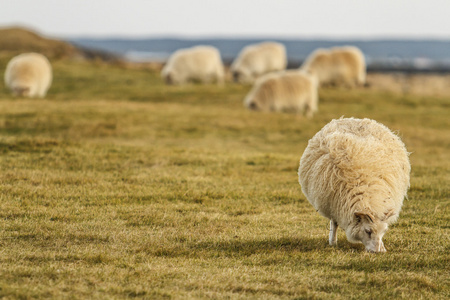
[
  {"left": 298, "top": 117, "right": 410, "bottom": 252},
  {"left": 161, "top": 46, "right": 224, "bottom": 85},
  {"left": 231, "top": 42, "right": 287, "bottom": 84},
  {"left": 301, "top": 46, "right": 366, "bottom": 88},
  {"left": 244, "top": 70, "right": 318, "bottom": 117},
  {"left": 4, "top": 53, "right": 52, "bottom": 98}
]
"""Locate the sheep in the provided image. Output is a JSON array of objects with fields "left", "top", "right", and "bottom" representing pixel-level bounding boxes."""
[
  {"left": 231, "top": 42, "right": 287, "bottom": 83},
  {"left": 4, "top": 52, "right": 52, "bottom": 98},
  {"left": 244, "top": 70, "right": 318, "bottom": 117},
  {"left": 301, "top": 46, "right": 366, "bottom": 88},
  {"left": 161, "top": 45, "right": 224, "bottom": 85},
  {"left": 298, "top": 117, "right": 410, "bottom": 252}
]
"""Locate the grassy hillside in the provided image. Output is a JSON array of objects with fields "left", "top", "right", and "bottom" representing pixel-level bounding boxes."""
[
  {"left": 0, "top": 27, "right": 120, "bottom": 62},
  {"left": 0, "top": 56, "right": 449, "bottom": 299},
  {"left": 0, "top": 27, "right": 80, "bottom": 59}
]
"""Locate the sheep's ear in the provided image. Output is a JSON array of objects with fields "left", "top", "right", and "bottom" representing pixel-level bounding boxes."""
[
  {"left": 354, "top": 211, "right": 374, "bottom": 223},
  {"left": 383, "top": 209, "right": 396, "bottom": 221}
]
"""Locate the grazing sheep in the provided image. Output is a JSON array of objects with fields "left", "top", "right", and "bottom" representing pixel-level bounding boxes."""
[
  {"left": 231, "top": 42, "right": 287, "bottom": 83},
  {"left": 301, "top": 46, "right": 366, "bottom": 88},
  {"left": 4, "top": 53, "right": 52, "bottom": 98},
  {"left": 244, "top": 70, "right": 318, "bottom": 117},
  {"left": 298, "top": 117, "right": 410, "bottom": 252},
  {"left": 161, "top": 46, "right": 224, "bottom": 85}
]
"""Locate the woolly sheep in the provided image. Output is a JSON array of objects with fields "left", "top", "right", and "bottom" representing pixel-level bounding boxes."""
[
  {"left": 231, "top": 42, "right": 287, "bottom": 83},
  {"left": 301, "top": 46, "right": 366, "bottom": 88},
  {"left": 4, "top": 53, "right": 52, "bottom": 98},
  {"left": 298, "top": 117, "right": 410, "bottom": 252},
  {"left": 244, "top": 70, "right": 318, "bottom": 117},
  {"left": 161, "top": 46, "right": 224, "bottom": 85}
]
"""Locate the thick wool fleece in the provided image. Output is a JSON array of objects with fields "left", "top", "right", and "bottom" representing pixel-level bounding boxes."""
[
  {"left": 301, "top": 46, "right": 366, "bottom": 87},
  {"left": 231, "top": 42, "right": 287, "bottom": 83},
  {"left": 298, "top": 117, "right": 410, "bottom": 229},
  {"left": 244, "top": 70, "right": 318, "bottom": 117},
  {"left": 5, "top": 52, "right": 52, "bottom": 98},
  {"left": 161, "top": 46, "right": 224, "bottom": 85}
]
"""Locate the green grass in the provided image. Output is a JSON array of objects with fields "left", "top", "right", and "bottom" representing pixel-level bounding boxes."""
[{"left": 0, "top": 57, "right": 449, "bottom": 299}]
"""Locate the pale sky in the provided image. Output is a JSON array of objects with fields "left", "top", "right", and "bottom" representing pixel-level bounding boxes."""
[{"left": 1, "top": 0, "right": 450, "bottom": 39}]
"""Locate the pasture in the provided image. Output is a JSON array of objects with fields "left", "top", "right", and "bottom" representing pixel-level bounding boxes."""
[{"left": 0, "top": 57, "right": 449, "bottom": 299}]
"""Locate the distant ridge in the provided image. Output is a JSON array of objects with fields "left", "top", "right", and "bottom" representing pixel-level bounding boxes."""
[
  {"left": 0, "top": 27, "right": 79, "bottom": 58},
  {"left": 0, "top": 27, "right": 120, "bottom": 62}
]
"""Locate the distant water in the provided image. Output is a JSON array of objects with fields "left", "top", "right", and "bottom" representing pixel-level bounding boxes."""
[{"left": 70, "top": 37, "right": 450, "bottom": 71}]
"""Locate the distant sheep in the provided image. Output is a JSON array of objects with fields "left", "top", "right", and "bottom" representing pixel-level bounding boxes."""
[
  {"left": 298, "top": 117, "right": 410, "bottom": 252},
  {"left": 161, "top": 46, "right": 224, "bottom": 85},
  {"left": 231, "top": 42, "right": 287, "bottom": 83},
  {"left": 244, "top": 70, "right": 318, "bottom": 117},
  {"left": 4, "top": 53, "right": 52, "bottom": 98},
  {"left": 301, "top": 46, "right": 366, "bottom": 87}
]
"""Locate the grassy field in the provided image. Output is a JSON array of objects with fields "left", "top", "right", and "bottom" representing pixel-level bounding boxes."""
[{"left": 0, "top": 57, "right": 449, "bottom": 299}]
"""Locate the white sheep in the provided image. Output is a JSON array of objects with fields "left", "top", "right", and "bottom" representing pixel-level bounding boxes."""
[
  {"left": 243, "top": 70, "right": 318, "bottom": 117},
  {"left": 4, "top": 52, "right": 52, "bottom": 98},
  {"left": 301, "top": 46, "right": 366, "bottom": 88},
  {"left": 231, "top": 42, "right": 287, "bottom": 83},
  {"left": 161, "top": 46, "right": 224, "bottom": 85},
  {"left": 298, "top": 117, "right": 410, "bottom": 252}
]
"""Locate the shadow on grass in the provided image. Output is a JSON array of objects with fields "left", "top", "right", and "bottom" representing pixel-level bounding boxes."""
[
  {"left": 332, "top": 254, "right": 447, "bottom": 272},
  {"left": 141, "top": 236, "right": 329, "bottom": 258},
  {"left": 0, "top": 138, "right": 63, "bottom": 153}
]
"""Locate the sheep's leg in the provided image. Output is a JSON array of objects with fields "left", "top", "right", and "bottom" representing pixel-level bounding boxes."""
[
  {"left": 329, "top": 220, "right": 338, "bottom": 246},
  {"left": 379, "top": 240, "right": 387, "bottom": 252},
  {"left": 304, "top": 103, "right": 313, "bottom": 119},
  {"left": 305, "top": 109, "right": 314, "bottom": 119}
]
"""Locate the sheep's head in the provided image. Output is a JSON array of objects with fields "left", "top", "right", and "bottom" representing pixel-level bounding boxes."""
[
  {"left": 12, "top": 86, "right": 31, "bottom": 97},
  {"left": 346, "top": 210, "right": 396, "bottom": 253},
  {"left": 244, "top": 88, "right": 270, "bottom": 112},
  {"left": 244, "top": 93, "right": 259, "bottom": 111},
  {"left": 232, "top": 69, "right": 252, "bottom": 84},
  {"left": 162, "top": 71, "right": 179, "bottom": 85},
  {"left": 232, "top": 70, "right": 240, "bottom": 82},
  {"left": 161, "top": 64, "right": 180, "bottom": 85}
]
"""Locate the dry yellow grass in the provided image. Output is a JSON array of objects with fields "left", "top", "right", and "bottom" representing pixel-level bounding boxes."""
[{"left": 367, "top": 72, "right": 450, "bottom": 96}]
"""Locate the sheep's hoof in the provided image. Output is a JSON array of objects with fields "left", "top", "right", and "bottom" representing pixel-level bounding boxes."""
[{"left": 367, "top": 249, "right": 387, "bottom": 253}]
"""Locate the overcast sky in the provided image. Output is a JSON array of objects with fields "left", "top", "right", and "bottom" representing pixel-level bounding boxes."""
[{"left": 1, "top": 0, "right": 450, "bottom": 39}]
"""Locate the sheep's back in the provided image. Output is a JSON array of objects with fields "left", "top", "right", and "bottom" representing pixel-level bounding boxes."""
[
  {"left": 233, "top": 42, "right": 286, "bottom": 72},
  {"left": 253, "top": 71, "right": 315, "bottom": 112},
  {"left": 166, "top": 46, "right": 222, "bottom": 75}
]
